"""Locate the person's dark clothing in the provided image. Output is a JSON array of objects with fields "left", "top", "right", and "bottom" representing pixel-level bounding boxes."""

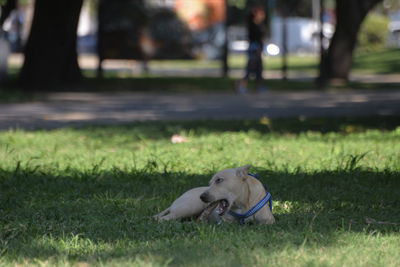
[
  {"left": 248, "top": 21, "right": 264, "bottom": 47},
  {"left": 244, "top": 21, "right": 264, "bottom": 81}
]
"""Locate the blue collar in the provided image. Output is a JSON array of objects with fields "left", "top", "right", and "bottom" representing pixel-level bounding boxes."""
[{"left": 228, "top": 173, "right": 273, "bottom": 224}]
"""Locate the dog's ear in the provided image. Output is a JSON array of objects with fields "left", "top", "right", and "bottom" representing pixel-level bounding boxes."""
[{"left": 236, "top": 165, "right": 252, "bottom": 180}]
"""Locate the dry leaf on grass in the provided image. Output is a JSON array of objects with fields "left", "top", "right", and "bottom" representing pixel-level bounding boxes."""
[{"left": 171, "top": 134, "right": 188, "bottom": 143}]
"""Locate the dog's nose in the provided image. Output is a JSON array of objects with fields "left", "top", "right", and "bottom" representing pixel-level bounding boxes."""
[{"left": 200, "top": 192, "right": 209, "bottom": 203}]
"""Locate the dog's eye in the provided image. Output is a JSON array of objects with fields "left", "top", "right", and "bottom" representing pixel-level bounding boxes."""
[{"left": 215, "top": 178, "right": 224, "bottom": 184}]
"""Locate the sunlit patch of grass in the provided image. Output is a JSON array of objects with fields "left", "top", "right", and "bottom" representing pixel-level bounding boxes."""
[{"left": 353, "top": 49, "right": 400, "bottom": 74}]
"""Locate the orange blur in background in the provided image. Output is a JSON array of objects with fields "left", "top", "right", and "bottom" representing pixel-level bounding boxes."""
[{"left": 175, "top": 0, "right": 226, "bottom": 31}]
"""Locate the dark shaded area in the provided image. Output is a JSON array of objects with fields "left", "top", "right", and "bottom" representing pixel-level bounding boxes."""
[
  {"left": 71, "top": 116, "right": 400, "bottom": 140},
  {"left": 319, "top": 0, "right": 383, "bottom": 83},
  {"left": 2, "top": 75, "right": 400, "bottom": 102},
  {"left": 97, "top": 1, "right": 192, "bottom": 61},
  {"left": 19, "top": 0, "right": 83, "bottom": 87},
  {"left": 0, "top": 116, "right": 399, "bottom": 137},
  {"left": 1, "top": 88, "right": 399, "bottom": 130},
  {"left": 0, "top": 166, "right": 399, "bottom": 263}
]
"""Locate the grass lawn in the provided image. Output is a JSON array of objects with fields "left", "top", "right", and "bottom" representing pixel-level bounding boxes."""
[
  {"left": 1, "top": 49, "right": 399, "bottom": 103},
  {"left": 148, "top": 48, "right": 400, "bottom": 74},
  {"left": 1, "top": 117, "right": 399, "bottom": 266},
  {"left": 353, "top": 49, "right": 400, "bottom": 74}
]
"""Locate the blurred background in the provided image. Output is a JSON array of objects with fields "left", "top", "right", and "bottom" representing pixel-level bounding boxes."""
[{"left": 0, "top": 0, "right": 399, "bottom": 91}]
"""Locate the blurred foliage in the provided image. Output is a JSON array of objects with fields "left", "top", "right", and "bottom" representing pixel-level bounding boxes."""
[
  {"left": 0, "top": 0, "right": 29, "bottom": 7},
  {"left": 230, "top": 0, "right": 337, "bottom": 18},
  {"left": 0, "top": 0, "right": 29, "bottom": 5},
  {"left": 274, "top": 0, "right": 335, "bottom": 17},
  {"left": 382, "top": 0, "right": 400, "bottom": 11},
  {"left": 86, "top": 0, "right": 98, "bottom": 15},
  {"left": 358, "top": 13, "right": 390, "bottom": 52},
  {"left": 324, "top": 0, "right": 336, "bottom": 9},
  {"left": 228, "top": 0, "right": 247, "bottom": 9}
]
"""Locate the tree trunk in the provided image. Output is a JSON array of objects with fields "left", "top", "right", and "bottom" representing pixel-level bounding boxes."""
[
  {"left": 319, "top": 0, "right": 382, "bottom": 85},
  {"left": 19, "top": 0, "right": 83, "bottom": 88}
]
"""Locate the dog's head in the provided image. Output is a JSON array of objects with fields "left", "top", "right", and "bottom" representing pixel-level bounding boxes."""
[{"left": 200, "top": 165, "right": 251, "bottom": 215}]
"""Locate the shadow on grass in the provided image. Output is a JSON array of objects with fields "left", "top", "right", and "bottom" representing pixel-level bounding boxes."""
[
  {"left": 1, "top": 165, "right": 399, "bottom": 264},
  {"left": 1, "top": 73, "right": 400, "bottom": 104},
  {"left": 47, "top": 116, "right": 400, "bottom": 142},
  {"left": 1, "top": 76, "right": 317, "bottom": 96}
]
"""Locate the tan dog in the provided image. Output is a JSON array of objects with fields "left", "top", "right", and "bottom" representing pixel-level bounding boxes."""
[
  {"left": 154, "top": 166, "right": 275, "bottom": 224},
  {"left": 200, "top": 165, "right": 275, "bottom": 224},
  {"left": 154, "top": 186, "right": 209, "bottom": 221}
]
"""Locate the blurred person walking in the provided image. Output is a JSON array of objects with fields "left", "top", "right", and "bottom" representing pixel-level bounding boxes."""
[{"left": 237, "top": 6, "right": 267, "bottom": 94}]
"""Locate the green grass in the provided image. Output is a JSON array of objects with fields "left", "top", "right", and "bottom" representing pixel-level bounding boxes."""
[
  {"left": 229, "top": 53, "right": 319, "bottom": 72},
  {"left": 146, "top": 48, "right": 400, "bottom": 74},
  {"left": 1, "top": 49, "right": 399, "bottom": 103},
  {"left": 1, "top": 117, "right": 400, "bottom": 266},
  {"left": 353, "top": 49, "right": 400, "bottom": 74}
]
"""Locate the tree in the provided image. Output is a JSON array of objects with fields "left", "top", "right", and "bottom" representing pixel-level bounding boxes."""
[
  {"left": 19, "top": 0, "right": 83, "bottom": 88},
  {"left": 319, "top": 0, "right": 383, "bottom": 84}
]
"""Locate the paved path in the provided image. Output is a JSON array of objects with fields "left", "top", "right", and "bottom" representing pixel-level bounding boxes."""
[{"left": 0, "top": 90, "right": 399, "bottom": 130}]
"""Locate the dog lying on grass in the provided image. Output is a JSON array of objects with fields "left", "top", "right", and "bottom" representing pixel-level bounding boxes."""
[{"left": 154, "top": 165, "right": 275, "bottom": 224}]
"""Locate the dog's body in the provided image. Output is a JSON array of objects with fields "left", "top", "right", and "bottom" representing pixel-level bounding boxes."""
[
  {"left": 154, "top": 186, "right": 209, "bottom": 221},
  {"left": 154, "top": 166, "right": 275, "bottom": 224}
]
